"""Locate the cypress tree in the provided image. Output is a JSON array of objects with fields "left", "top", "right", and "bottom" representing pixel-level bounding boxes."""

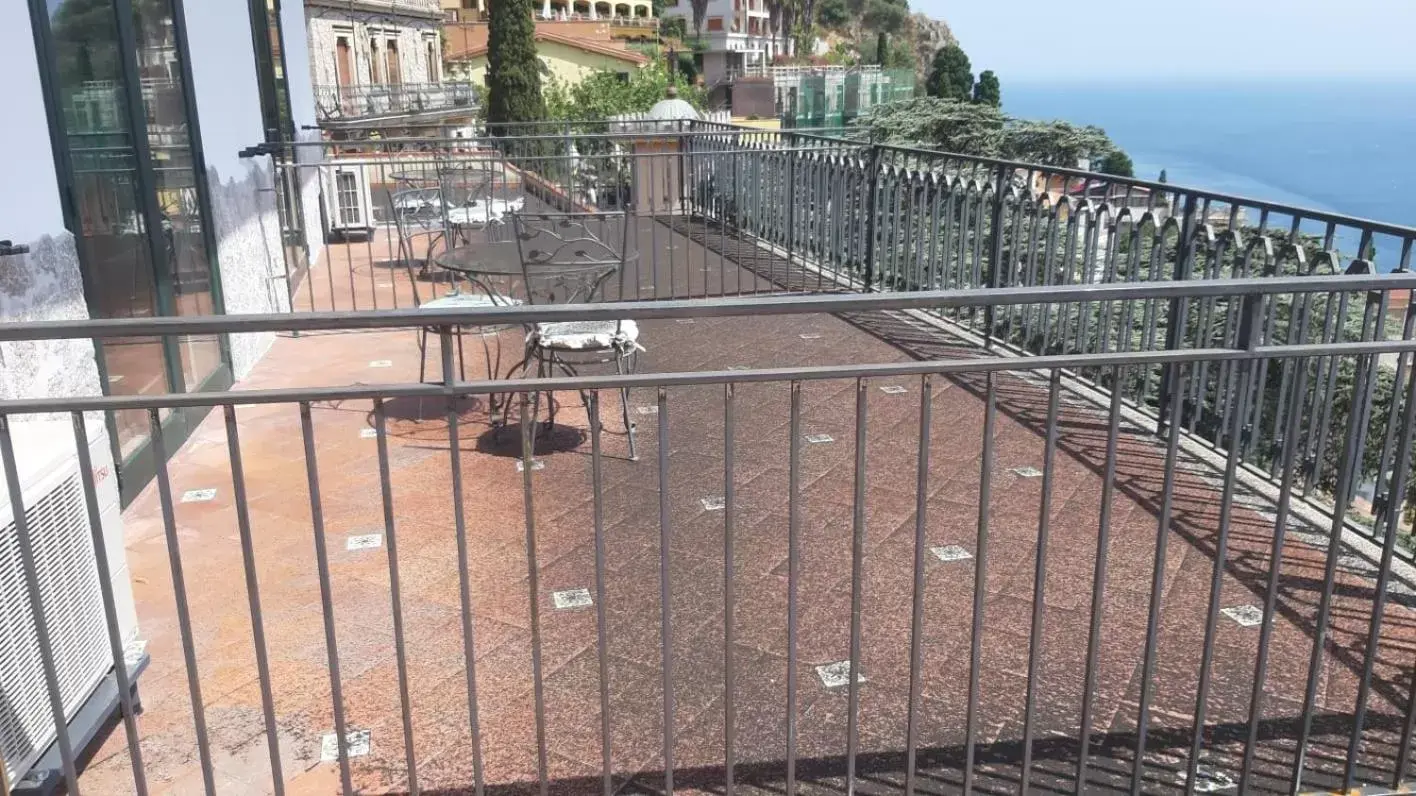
[{"left": 486, "top": 0, "right": 545, "bottom": 134}]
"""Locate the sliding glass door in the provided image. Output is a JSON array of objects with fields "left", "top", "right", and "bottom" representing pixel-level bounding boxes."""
[{"left": 33, "top": 0, "right": 229, "bottom": 500}]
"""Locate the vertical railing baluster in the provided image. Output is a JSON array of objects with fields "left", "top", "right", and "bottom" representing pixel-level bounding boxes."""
[
  {"left": 1019, "top": 369, "right": 1061, "bottom": 792},
  {"left": 845, "top": 379, "right": 868, "bottom": 795},
  {"left": 519, "top": 392, "right": 550, "bottom": 796},
  {"left": 588, "top": 391, "right": 614, "bottom": 796},
  {"left": 71, "top": 411, "right": 150, "bottom": 795},
  {"left": 963, "top": 371, "right": 996, "bottom": 795},
  {"left": 373, "top": 398, "right": 420, "bottom": 793},
  {"left": 786, "top": 381, "right": 803, "bottom": 796},
  {"left": 1076, "top": 365, "right": 1125, "bottom": 789},
  {"left": 299, "top": 402, "right": 354, "bottom": 793},
  {"left": 656, "top": 386, "right": 675, "bottom": 794},
  {"left": 723, "top": 382, "right": 737, "bottom": 796},
  {"left": 1131, "top": 361, "right": 1189, "bottom": 795},
  {"left": 149, "top": 409, "right": 216, "bottom": 795},
  {"left": 441, "top": 329, "right": 486, "bottom": 796},
  {"left": 904, "top": 374, "right": 933, "bottom": 796},
  {"left": 222, "top": 405, "right": 285, "bottom": 793}
]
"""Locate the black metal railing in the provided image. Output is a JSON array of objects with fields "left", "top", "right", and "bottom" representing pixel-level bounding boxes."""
[{"left": 9, "top": 276, "right": 1416, "bottom": 794}]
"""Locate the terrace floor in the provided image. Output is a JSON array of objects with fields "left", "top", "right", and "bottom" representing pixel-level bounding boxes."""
[{"left": 75, "top": 213, "right": 1416, "bottom": 795}]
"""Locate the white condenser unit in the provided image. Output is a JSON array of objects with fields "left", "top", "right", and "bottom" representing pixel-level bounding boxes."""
[
  {"left": 0, "top": 418, "right": 138, "bottom": 788},
  {"left": 321, "top": 159, "right": 375, "bottom": 240}
]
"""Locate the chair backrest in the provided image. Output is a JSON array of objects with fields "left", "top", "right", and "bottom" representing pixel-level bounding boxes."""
[{"left": 510, "top": 211, "right": 636, "bottom": 307}]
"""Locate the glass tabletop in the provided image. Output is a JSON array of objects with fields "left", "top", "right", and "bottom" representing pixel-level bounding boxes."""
[{"left": 433, "top": 240, "right": 525, "bottom": 277}]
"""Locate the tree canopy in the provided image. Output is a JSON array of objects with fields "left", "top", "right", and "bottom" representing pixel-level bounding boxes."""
[
  {"left": 543, "top": 62, "right": 703, "bottom": 122},
  {"left": 1098, "top": 149, "right": 1135, "bottom": 178},
  {"left": 485, "top": 0, "right": 544, "bottom": 129},
  {"left": 926, "top": 44, "right": 972, "bottom": 100},
  {"left": 854, "top": 97, "right": 1129, "bottom": 169},
  {"left": 972, "top": 69, "right": 1000, "bottom": 107}
]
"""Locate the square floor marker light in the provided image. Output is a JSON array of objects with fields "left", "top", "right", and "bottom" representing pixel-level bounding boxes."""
[
  {"left": 346, "top": 534, "right": 383, "bottom": 551},
  {"left": 1010, "top": 466, "right": 1044, "bottom": 478},
  {"left": 368, "top": 360, "right": 393, "bottom": 368},
  {"left": 815, "top": 660, "right": 866, "bottom": 689},
  {"left": 701, "top": 496, "right": 726, "bottom": 511},
  {"left": 879, "top": 385, "right": 908, "bottom": 395},
  {"left": 516, "top": 459, "right": 545, "bottom": 473},
  {"left": 930, "top": 545, "right": 973, "bottom": 562},
  {"left": 359, "top": 428, "right": 379, "bottom": 439},
  {"left": 321, "top": 729, "right": 371, "bottom": 762},
  {"left": 1221, "top": 605, "right": 1264, "bottom": 627},
  {"left": 181, "top": 489, "right": 217, "bottom": 503},
  {"left": 805, "top": 433, "right": 834, "bottom": 444},
  {"left": 552, "top": 588, "right": 594, "bottom": 610}
]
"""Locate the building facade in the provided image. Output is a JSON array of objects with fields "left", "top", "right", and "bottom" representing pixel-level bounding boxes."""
[
  {"left": 444, "top": 0, "right": 654, "bottom": 23},
  {"left": 446, "top": 24, "right": 648, "bottom": 87},
  {"left": 305, "top": 0, "right": 477, "bottom": 135},
  {"left": 660, "top": 0, "right": 776, "bottom": 85},
  {"left": 3, "top": 0, "right": 319, "bottom": 504}
]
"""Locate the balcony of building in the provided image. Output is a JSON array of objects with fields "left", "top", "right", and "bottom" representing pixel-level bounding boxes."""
[
  {"left": 313, "top": 81, "right": 480, "bottom": 129},
  {"left": 9, "top": 124, "right": 1416, "bottom": 796}
]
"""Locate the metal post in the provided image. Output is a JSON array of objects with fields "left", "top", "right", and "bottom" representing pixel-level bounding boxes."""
[
  {"left": 861, "top": 143, "right": 882, "bottom": 291},
  {"left": 1157, "top": 193, "right": 1200, "bottom": 435},
  {"left": 983, "top": 164, "right": 1010, "bottom": 349}
]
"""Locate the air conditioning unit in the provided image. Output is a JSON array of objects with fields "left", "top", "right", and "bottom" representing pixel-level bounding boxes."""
[
  {"left": 0, "top": 418, "right": 141, "bottom": 789},
  {"left": 321, "top": 159, "right": 375, "bottom": 241}
]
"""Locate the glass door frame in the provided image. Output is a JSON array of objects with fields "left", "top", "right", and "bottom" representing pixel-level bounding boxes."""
[{"left": 27, "top": 0, "right": 233, "bottom": 505}]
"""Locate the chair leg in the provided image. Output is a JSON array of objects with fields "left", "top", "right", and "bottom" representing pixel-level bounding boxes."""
[
  {"left": 479, "top": 329, "right": 498, "bottom": 414},
  {"left": 417, "top": 328, "right": 428, "bottom": 383},
  {"left": 456, "top": 327, "right": 467, "bottom": 383},
  {"left": 539, "top": 355, "right": 558, "bottom": 430},
  {"left": 617, "top": 352, "right": 637, "bottom": 461}
]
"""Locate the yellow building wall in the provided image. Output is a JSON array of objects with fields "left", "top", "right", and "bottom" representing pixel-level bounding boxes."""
[
  {"left": 732, "top": 117, "right": 781, "bottom": 130},
  {"left": 452, "top": 40, "right": 644, "bottom": 88}
]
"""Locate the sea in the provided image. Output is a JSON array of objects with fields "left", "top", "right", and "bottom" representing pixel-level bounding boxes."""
[{"left": 1003, "top": 80, "right": 1416, "bottom": 269}]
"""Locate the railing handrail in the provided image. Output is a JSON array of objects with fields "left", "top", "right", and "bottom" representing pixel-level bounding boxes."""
[
  {"left": 5, "top": 274, "right": 1415, "bottom": 342},
  {"left": 7, "top": 338, "right": 1416, "bottom": 415}
]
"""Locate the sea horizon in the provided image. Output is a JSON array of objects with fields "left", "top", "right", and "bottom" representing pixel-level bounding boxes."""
[{"left": 1003, "top": 78, "right": 1416, "bottom": 268}]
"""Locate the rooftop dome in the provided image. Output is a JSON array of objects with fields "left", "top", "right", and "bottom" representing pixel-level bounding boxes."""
[{"left": 645, "top": 86, "right": 701, "bottom": 122}]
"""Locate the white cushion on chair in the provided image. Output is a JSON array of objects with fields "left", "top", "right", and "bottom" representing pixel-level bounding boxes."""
[
  {"left": 421, "top": 292, "right": 521, "bottom": 310},
  {"left": 534, "top": 319, "right": 641, "bottom": 351}
]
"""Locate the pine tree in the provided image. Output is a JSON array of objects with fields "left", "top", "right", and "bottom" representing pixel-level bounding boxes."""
[
  {"left": 972, "top": 70, "right": 1000, "bottom": 107},
  {"left": 486, "top": 0, "right": 545, "bottom": 134},
  {"left": 926, "top": 44, "right": 973, "bottom": 101}
]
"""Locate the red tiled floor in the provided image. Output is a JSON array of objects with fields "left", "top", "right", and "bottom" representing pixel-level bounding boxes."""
[{"left": 75, "top": 216, "right": 1416, "bottom": 795}]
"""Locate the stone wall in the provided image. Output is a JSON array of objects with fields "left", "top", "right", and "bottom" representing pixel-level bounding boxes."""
[{"left": 307, "top": 9, "right": 443, "bottom": 87}]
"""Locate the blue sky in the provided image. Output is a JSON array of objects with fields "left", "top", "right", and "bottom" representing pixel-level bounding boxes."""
[{"left": 910, "top": 0, "right": 1416, "bottom": 82}]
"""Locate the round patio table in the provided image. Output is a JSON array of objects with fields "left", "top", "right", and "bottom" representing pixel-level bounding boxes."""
[
  {"left": 432, "top": 235, "right": 524, "bottom": 300},
  {"left": 430, "top": 238, "right": 526, "bottom": 419}
]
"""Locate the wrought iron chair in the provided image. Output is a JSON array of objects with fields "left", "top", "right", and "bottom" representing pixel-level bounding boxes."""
[
  {"left": 389, "top": 187, "right": 449, "bottom": 276},
  {"left": 395, "top": 203, "right": 520, "bottom": 389},
  {"left": 507, "top": 211, "right": 642, "bottom": 459}
]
